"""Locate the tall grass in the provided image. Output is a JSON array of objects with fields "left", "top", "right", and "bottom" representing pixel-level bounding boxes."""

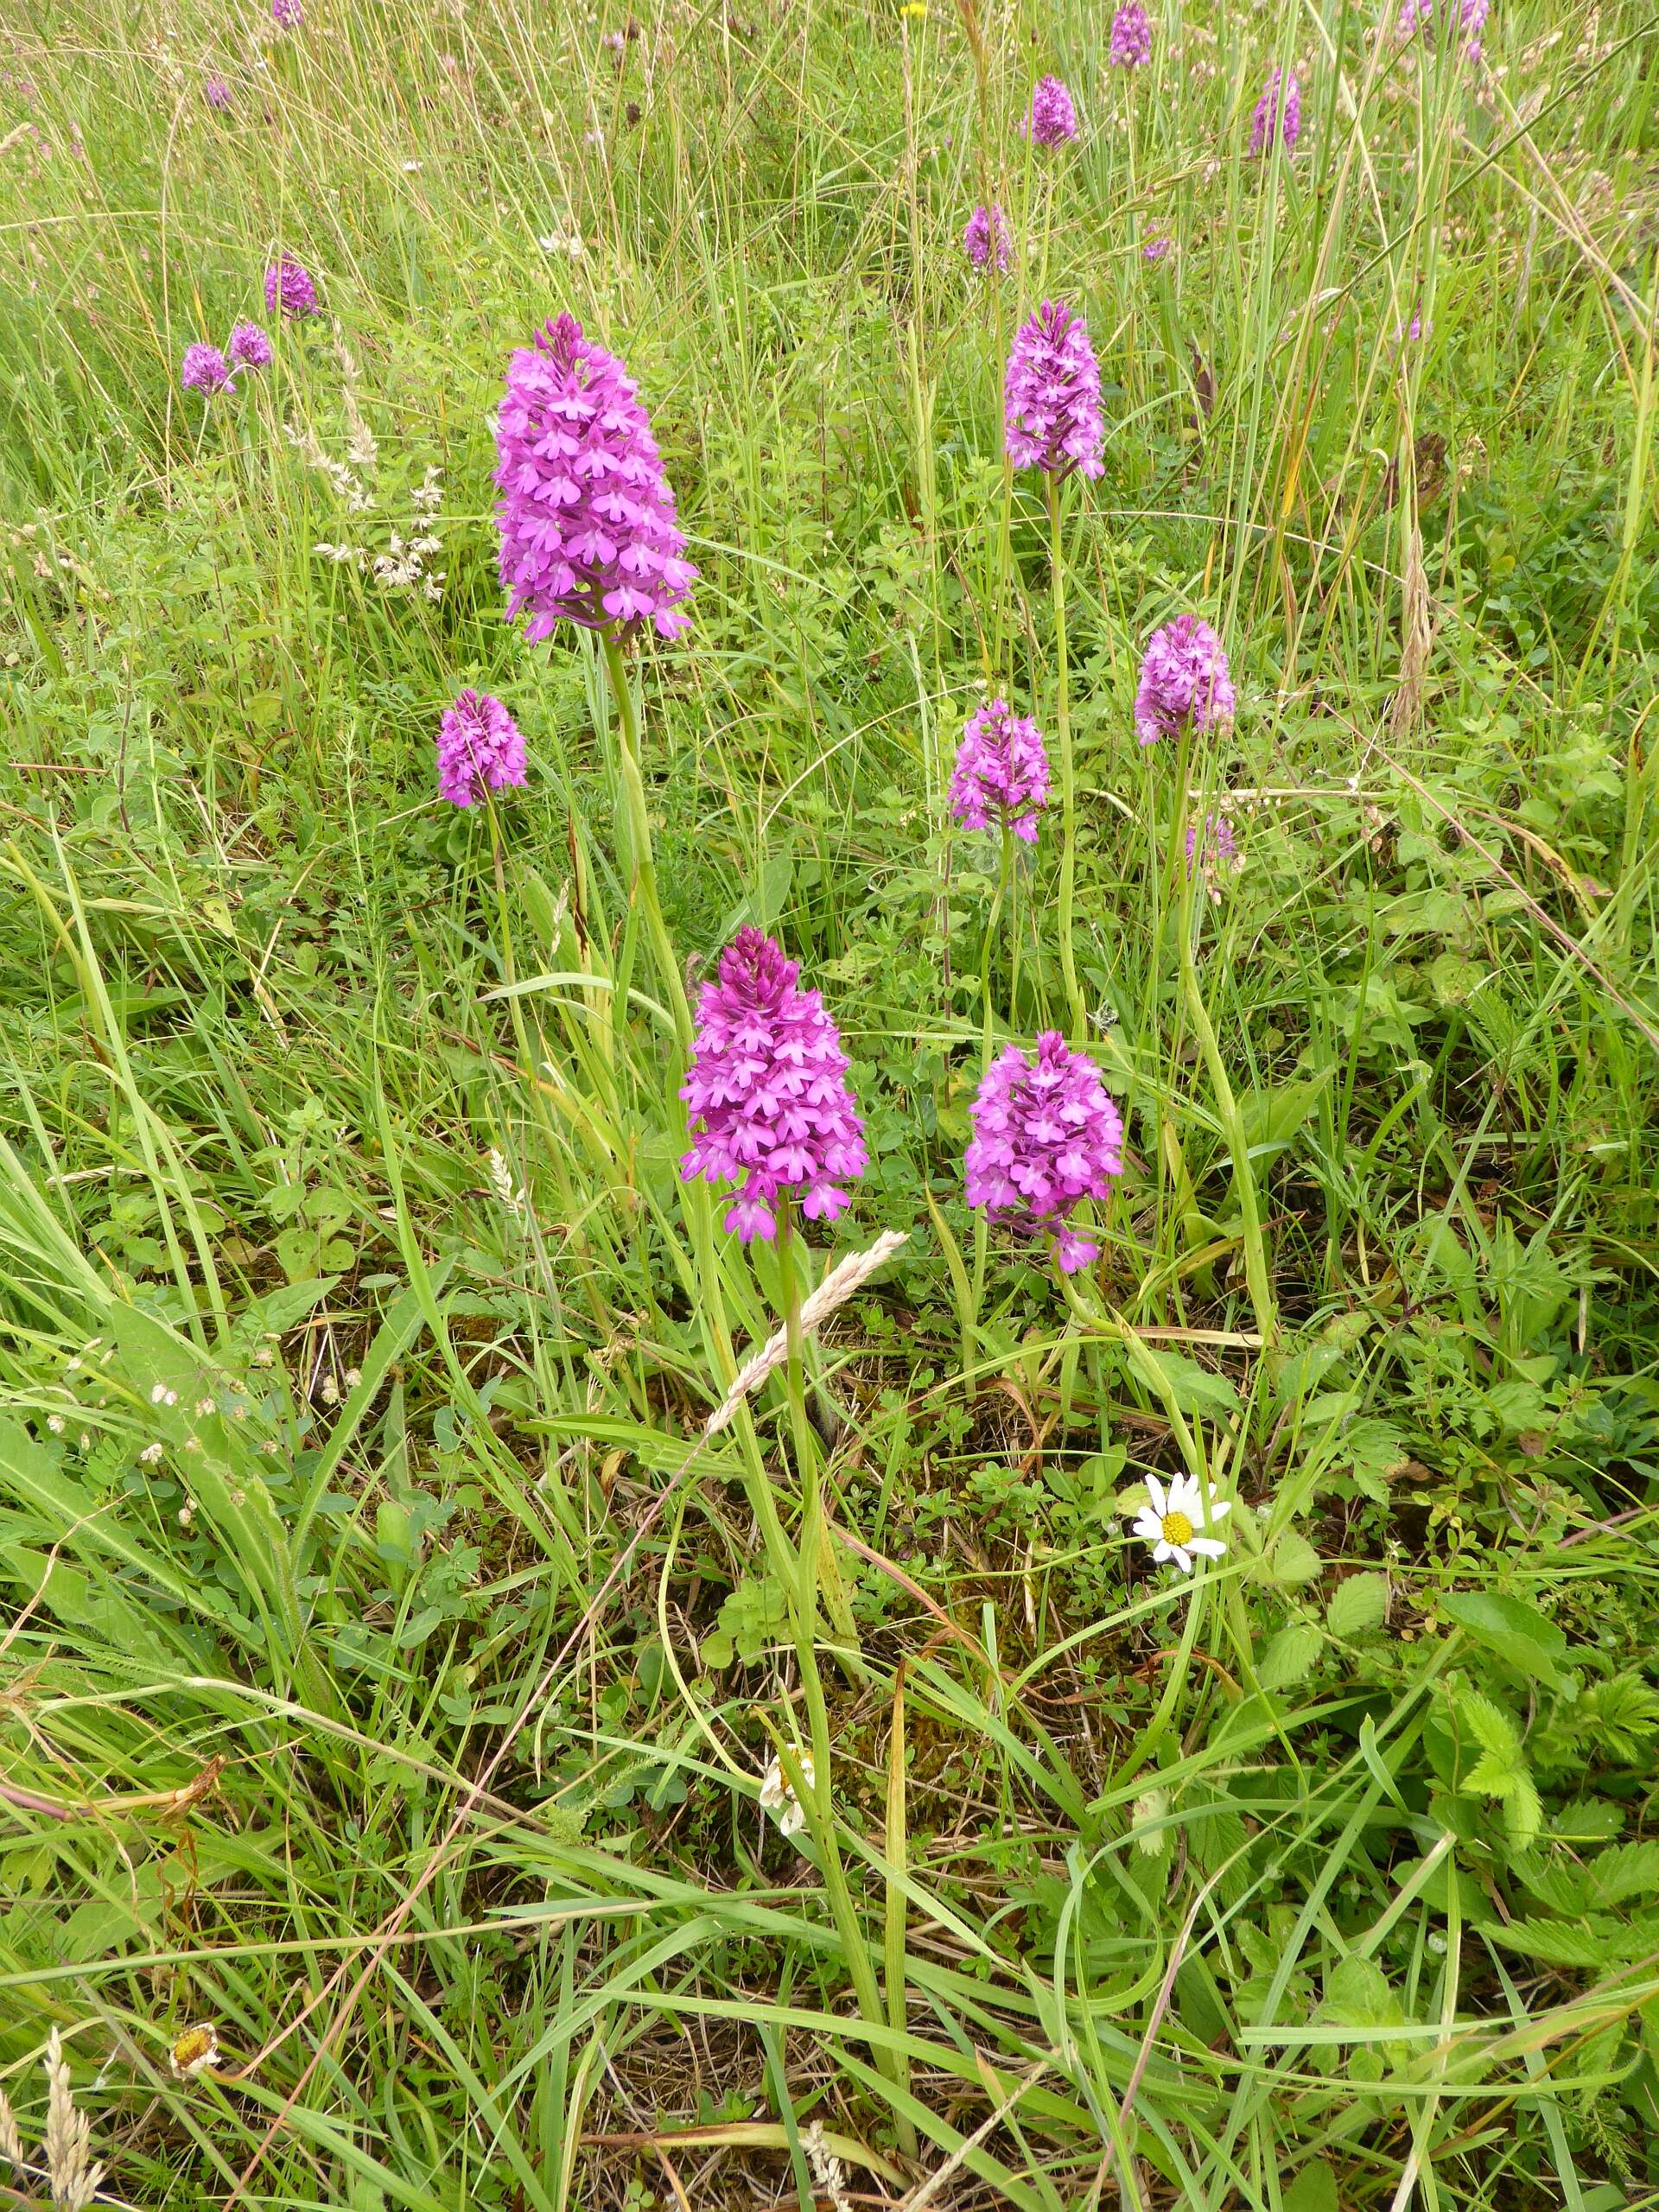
[{"left": 2, "top": 0, "right": 1658, "bottom": 2205}]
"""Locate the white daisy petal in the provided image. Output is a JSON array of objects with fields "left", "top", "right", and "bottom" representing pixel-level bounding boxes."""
[
  {"left": 1187, "top": 1536, "right": 1227, "bottom": 1558},
  {"left": 1203, "top": 1496, "right": 1234, "bottom": 1523},
  {"left": 1146, "top": 1476, "right": 1166, "bottom": 1517},
  {"left": 1170, "top": 1548, "right": 1194, "bottom": 1573},
  {"left": 1131, "top": 1510, "right": 1162, "bottom": 1542},
  {"left": 1152, "top": 1541, "right": 1173, "bottom": 1562}
]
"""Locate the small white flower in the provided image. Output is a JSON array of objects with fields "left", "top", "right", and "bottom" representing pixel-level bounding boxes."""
[
  {"left": 344, "top": 1368, "right": 362, "bottom": 1389},
  {"left": 47, "top": 1414, "right": 65, "bottom": 1434},
  {"left": 1128, "top": 1472, "right": 1232, "bottom": 1574},
  {"left": 401, "top": 158, "right": 423, "bottom": 172},
  {"left": 194, "top": 1399, "right": 216, "bottom": 1417},
  {"left": 168, "top": 2023, "right": 219, "bottom": 2079},
  {"left": 537, "top": 232, "right": 562, "bottom": 253},
  {"left": 138, "top": 1441, "right": 164, "bottom": 1465},
  {"left": 320, "top": 1375, "right": 340, "bottom": 1405},
  {"left": 149, "top": 1382, "right": 178, "bottom": 1407},
  {"left": 759, "top": 1750, "right": 815, "bottom": 1838}
]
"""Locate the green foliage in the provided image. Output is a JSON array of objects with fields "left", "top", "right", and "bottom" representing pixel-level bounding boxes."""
[{"left": 1, "top": 0, "right": 1657, "bottom": 2206}]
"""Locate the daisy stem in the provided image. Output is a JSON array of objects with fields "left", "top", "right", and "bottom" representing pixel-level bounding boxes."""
[{"left": 1047, "top": 474, "right": 1085, "bottom": 1039}]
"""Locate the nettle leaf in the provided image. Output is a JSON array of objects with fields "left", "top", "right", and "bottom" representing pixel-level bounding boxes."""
[
  {"left": 1492, "top": 1915, "right": 1656, "bottom": 1971},
  {"left": 1259, "top": 1622, "right": 1324, "bottom": 1689},
  {"left": 1583, "top": 1841, "right": 1659, "bottom": 1907},
  {"left": 1262, "top": 1530, "right": 1322, "bottom": 1586},
  {"left": 1326, "top": 1573, "right": 1389, "bottom": 1638},
  {"left": 1458, "top": 1688, "right": 1522, "bottom": 1762},
  {"left": 1442, "top": 1591, "right": 1565, "bottom": 1688},
  {"left": 1552, "top": 1801, "right": 1625, "bottom": 1843}
]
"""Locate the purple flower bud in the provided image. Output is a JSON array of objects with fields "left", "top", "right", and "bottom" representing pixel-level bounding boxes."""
[
  {"left": 435, "top": 690, "right": 527, "bottom": 808},
  {"left": 1142, "top": 235, "right": 1170, "bottom": 262},
  {"left": 228, "top": 321, "right": 273, "bottom": 369},
  {"left": 181, "top": 342, "right": 235, "bottom": 396},
  {"left": 271, "top": 0, "right": 302, "bottom": 26},
  {"left": 494, "top": 312, "right": 696, "bottom": 645},
  {"left": 1135, "top": 616, "right": 1235, "bottom": 746},
  {"left": 204, "top": 72, "right": 232, "bottom": 109},
  {"left": 680, "top": 928, "right": 867, "bottom": 1242},
  {"left": 1109, "top": 3, "right": 1152, "bottom": 67},
  {"left": 950, "top": 699, "right": 1051, "bottom": 844},
  {"left": 963, "top": 203, "right": 1012, "bottom": 275},
  {"left": 964, "top": 1032, "right": 1125, "bottom": 1274},
  {"left": 1397, "top": 0, "right": 1488, "bottom": 58},
  {"left": 264, "top": 256, "right": 317, "bottom": 321},
  {"left": 1249, "top": 66, "right": 1301, "bottom": 155},
  {"left": 1026, "top": 75, "right": 1079, "bottom": 145},
  {"left": 1004, "top": 301, "right": 1105, "bottom": 480},
  {"left": 1185, "top": 810, "right": 1242, "bottom": 899}
]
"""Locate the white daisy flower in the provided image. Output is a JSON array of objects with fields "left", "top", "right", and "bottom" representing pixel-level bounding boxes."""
[
  {"left": 1129, "top": 1472, "right": 1232, "bottom": 1573},
  {"left": 759, "top": 1750, "right": 815, "bottom": 1838},
  {"left": 168, "top": 2022, "right": 220, "bottom": 2080}
]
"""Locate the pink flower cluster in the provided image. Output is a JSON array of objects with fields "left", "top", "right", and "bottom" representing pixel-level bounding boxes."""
[
  {"left": 1109, "top": 3, "right": 1152, "bottom": 67},
  {"left": 1135, "top": 617, "right": 1235, "bottom": 746},
  {"left": 435, "top": 690, "right": 527, "bottom": 807},
  {"left": 494, "top": 311, "right": 696, "bottom": 643},
  {"left": 679, "top": 928, "right": 867, "bottom": 1242},
  {"left": 1026, "top": 75, "right": 1079, "bottom": 145},
  {"left": 264, "top": 256, "right": 317, "bottom": 321},
  {"left": 949, "top": 699, "right": 1051, "bottom": 844},
  {"left": 1249, "top": 66, "right": 1301, "bottom": 155},
  {"left": 964, "top": 1033, "right": 1125, "bottom": 1274},
  {"left": 181, "top": 343, "right": 234, "bottom": 397},
  {"left": 204, "top": 72, "right": 232, "bottom": 108},
  {"left": 1186, "top": 810, "right": 1242, "bottom": 899},
  {"left": 1397, "top": 0, "right": 1488, "bottom": 59},
  {"left": 1004, "top": 302, "right": 1104, "bottom": 480},
  {"left": 963, "top": 203, "right": 1012, "bottom": 275},
  {"left": 229, "top": 321, "right": 272, "bottom": 368}
]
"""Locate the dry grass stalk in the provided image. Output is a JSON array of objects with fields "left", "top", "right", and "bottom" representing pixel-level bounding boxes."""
[
  {"left": 43, "top": 2029, "right": 105, "bottom": 2212},
  {"left": 704, "top": 1230, "right": 907, "bottom": 1437},
  {"left": 0, "top": 2087, "right": 22, "bottom": 2170},
  {"left": 1391, "top": 512, "right": 1433, "bottom": 736}
]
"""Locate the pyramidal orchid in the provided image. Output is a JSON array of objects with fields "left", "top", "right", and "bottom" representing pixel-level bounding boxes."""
[
  {"left": 1249, "top": 66, "right": 1301, "bottom": 155},
  {"left": 680, "top": 929, "right": 867, "bottom": 1242},
  {"left": 435, "top": 690, "right": 527, "bottom": 808},
  {"left": 964, "top": 1032, "right": 1124, "bottom": 1273},
  {"left": 1135, "top": 616, "right": 1235, "bottom": 746},
  {"left": 264, "top": 255, "right": 317, "bottom": 321},
  {"left": 949, "top": 699, "right": 1051, "bottom": 843},
  {"left": 1004, "top": 302, "right": 1104, "bottom": 480},
  {"left": 1026, "top": 75, "right": 1079, "bottom": 144},
  {"left": 1109, "top": 3, "right": 1152, "bottom": 67},
  {"left": 181, "top": 342, "right": 234, "bottom": 396},
  {"left": 963, "top": 203, "right": 1012, "bottom": 275},
  {"left": 494, "top": 311, "right": 696, "bottom": 644}
]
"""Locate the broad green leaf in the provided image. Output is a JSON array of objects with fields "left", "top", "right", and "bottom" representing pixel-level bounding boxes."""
[
  {"left": 1326, "top": 1573, "right": 1389, "bottom": 1637},
  {"left": 1442, "top": 1590, "right": 1565, "bottom": 1687},
  {"left": 1262, "top": 1530, "right": 1322, "bottom": 1586},
  {"left": 1259, "top": 1622, "right": 1323, "bottom": 1688}
]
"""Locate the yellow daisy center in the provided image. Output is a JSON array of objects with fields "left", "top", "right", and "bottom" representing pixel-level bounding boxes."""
[{"left": 1160, "top": 1510, "right": 1193, "bottom": 1546}]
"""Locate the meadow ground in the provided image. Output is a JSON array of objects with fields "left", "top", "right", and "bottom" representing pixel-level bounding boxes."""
[{"left": 2, "top": 0, "right": 1658, "bottom": 2204}]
